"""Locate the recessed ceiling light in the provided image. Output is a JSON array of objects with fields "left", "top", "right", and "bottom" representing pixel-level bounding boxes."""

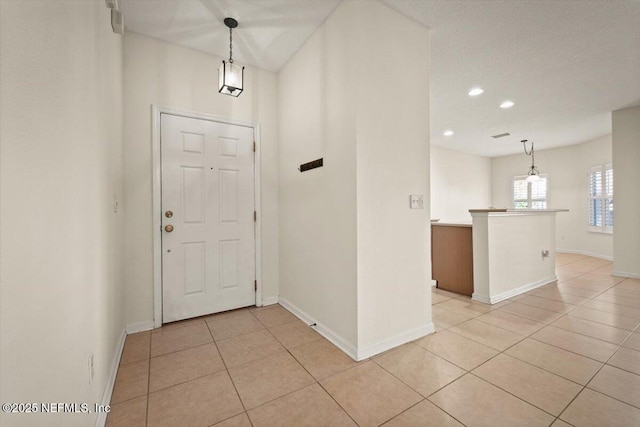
[
  {"left": 468, "top": 88, "right": 484, "bottom": 96},
  {"left": 500, "top": 100, "right": 515, "bottom": 109},
  {"left": 443, "top": 130, "right": 454, "bottom": 136}
]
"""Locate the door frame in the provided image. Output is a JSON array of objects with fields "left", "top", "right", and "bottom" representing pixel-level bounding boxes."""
[{"left": 151, "top": 105, "right": 263, "bottom": 328}]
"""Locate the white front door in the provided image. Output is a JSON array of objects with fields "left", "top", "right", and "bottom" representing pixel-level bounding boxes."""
[{"left": 161, "top": 113, "right": 255, "bottom": 323}]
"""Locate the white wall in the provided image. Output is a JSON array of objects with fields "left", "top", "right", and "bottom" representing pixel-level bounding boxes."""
[
  {"left": 0, "top": 2, "right": 124, "bottom": 426},
  {"left": 491, "top": 135, "right": 613, "bottom": 260},
  {"left": 431, "top": 147, "right": 491, "bottom": 222},
  {"left": 122, "top": 33, "right": 280, "bottom": 325},
  {"left": 472, "top": 212, "right": 557, "bottom": 303},
  {"left": 278, "top": 0, "right": 359, "bottom": 349},
  {"left": 278, "top": 0, "right": 432, "bottom": 358},
  {"left": 612, "top": 106, "right": 640, "bottom": 277},
  {"left": 354, "top": 0, "right": 431, "bottom": 354}
]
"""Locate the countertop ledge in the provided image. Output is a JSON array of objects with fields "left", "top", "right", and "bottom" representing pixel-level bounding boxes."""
[
  {"left": 431, "top": 222, "right": 472, "bottom": 227},
  {"left": 469, "top": 208, "right": 569, "bottom": 213}
]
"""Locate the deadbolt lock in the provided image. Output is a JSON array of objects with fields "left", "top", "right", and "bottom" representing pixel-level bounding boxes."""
[
  {"left": 164, "top": 224, "right": 174, "bottom": 233},
  {"left": 165, "top": 210, "right": 173, "bottom": 218}
]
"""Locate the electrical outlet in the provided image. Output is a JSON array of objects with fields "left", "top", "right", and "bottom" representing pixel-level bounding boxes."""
[{"left": 88, "top": 354, "right": 94, "bottom": 385}]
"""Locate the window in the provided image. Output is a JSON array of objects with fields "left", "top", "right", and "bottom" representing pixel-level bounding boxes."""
[
  {"left": 512, "top": 175, "right": 548, "bottom": 209},
  {"left": 588, "top": 164, "right": 613, "bottom": 233}
]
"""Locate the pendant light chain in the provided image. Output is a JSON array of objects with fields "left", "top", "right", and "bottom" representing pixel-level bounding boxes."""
[
  {"left": 522, "top": 139, "right": 539, "bottom": 177},
  {"left": 229, "top": 26, "right": 233, "bottom": 63},
  {"left": 531, "top": 145, "right": 536, "bottom": 171}
]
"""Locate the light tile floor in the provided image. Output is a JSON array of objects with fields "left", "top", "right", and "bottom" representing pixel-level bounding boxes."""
[{"left": 107, "top": 254, "right": 640, "bottom": 426}]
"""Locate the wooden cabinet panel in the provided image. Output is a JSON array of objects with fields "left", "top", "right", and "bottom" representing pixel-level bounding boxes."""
[{"left": 431, "top": 225, "right": 474, "bottom": 296}]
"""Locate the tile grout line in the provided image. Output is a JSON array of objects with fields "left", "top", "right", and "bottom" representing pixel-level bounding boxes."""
[
  {"left": 521, "top": 328, "right": 616, "bottom": 364},
  {"left": 145, "top": 331, "right": 151, "bottom": 427},
  {"left": 429, "top": 304, "right": 625, "bottom": 377},
  {"left": 207, "top": 324, "right": 268, "bottom": 342},
  {"left": 220, "top": 318, "right": 341, "bottom": 425},
  {"left": 148, "top": 339, "right": 219, "bottom": 362},
  {"left": 490, "top": 276, "right": 640, "bottom": 343},
  {"left": 314, "top": 381, "right": 361, "bottom": 427},
  {"left": 279, "top": 325, "right": 362, "bottom": 427},
  {"left": 422, "top": 374, "right": 479, "bottom": 426},
  {"left": 368, "top": 342, "right": 508, "bottom": 427},
  {"left": 206, "top": 323, "right": 252, "bottom": 419},
  {"left": 465, "top": 371, "right": 564, "bottom": 421},
  {"left": 451, "top": 323, "right": 591, "bottom": 389},
  {"left": 516, "top": 282, "right": 640, "bottom": 363},
  {"left": 217, "top": 333, "right": 287, "bottom": 371},
  {"left": 446, "top": 328, "right": 587, "bottom": 419},
  {"left": 432, "top": 265, "right": 622, "bottom": 422},
  {"left": 445, "top": 323, "right": 530, "bottom": 354},
  {"left": 459, "top": 312, "right": 546, "bottom": 336},
  {"left": 449, "top": 263, "right": 640, "bottom": 421},
  {"left": 369, "top": 346, "right": 462, "bottom": 402},
  {"left": 428, "top": 272, "right": 636, "bottom": 419},
  {"left": 144, "top": 331, "right": 230, "bottom": 396},
  {"left": 231, "top": 334, "right": 361, "bottom": 426},
  {"left": 554, "top": 324, "right": 640, "bottom": 424},
  {"left": 544, "top": 316, "right": 633, "bottom": 345},
  {"left": 213, "top": 325, "right": 256, "bottom": 427},
  {"left": 166, "top": 315, "right": 250, "bottom": 427},
  {"left": 114, "top": 258, "right": 633, "bottom": 426}
]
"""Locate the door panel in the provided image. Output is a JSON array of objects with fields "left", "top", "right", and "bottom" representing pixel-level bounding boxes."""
[{"left": 161, "top": 114, "right": 255, "bottom": 323}]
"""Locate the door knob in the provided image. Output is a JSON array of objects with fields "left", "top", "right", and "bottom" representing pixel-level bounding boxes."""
[
  {"left": 165, "top": 210, "right": 173, "bottom": 218},
  {"left": 164, "top": 224, "right": 174, "bottom": 233}
]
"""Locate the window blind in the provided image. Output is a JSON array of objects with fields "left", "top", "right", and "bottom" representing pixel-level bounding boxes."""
[
  {"left": 588, "top": 164, "right": 613, "bottom": 232},
  {"left": 513, "top": 175, "right": 548, "bottom": 209}
]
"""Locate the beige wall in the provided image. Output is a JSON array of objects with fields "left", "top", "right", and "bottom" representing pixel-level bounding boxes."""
[
  {"left": 612, "top": 106, "right": 640, "bottom": 277},
  {"left": 122, "top": 33, "right": 280, "bottom": 325},
  {"left": 354, "top": 0, "right": 431, "bottom": 353},
  {"left": 278, "top": 0, "right": 359, "bottom": 349},
  {"left": 491, "top": 135, "right": 613, "bottom": 259},
  {"left": 0, "top": 2, "right": 125, "bottom": 426},
  {"left": 472, "top": 212, "right": 557, "bottom": 302},
  {"left": 278, "top": 0, "right": 432, "bottom": 358},
  {"left": 431, "top": 147, "right": 492, "bottom": 222}
]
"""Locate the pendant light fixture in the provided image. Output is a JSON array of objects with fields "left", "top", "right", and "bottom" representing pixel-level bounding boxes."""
[
  {"left": 218, "top": 17, "right": 244, "bottom": 97},
  {"left": 522, "top": 140, "right": 541, "bottom": 182}
]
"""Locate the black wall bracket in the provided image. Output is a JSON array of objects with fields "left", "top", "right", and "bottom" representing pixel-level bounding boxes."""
[{"left": 299, "top": 158, "right": 323, "bottom": 172}]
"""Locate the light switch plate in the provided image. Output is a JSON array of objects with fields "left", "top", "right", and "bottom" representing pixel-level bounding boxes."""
[{"left": 410, "top": 195, "right": 424, "bottom": 209}]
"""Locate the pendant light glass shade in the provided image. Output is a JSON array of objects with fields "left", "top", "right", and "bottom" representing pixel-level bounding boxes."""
[
  {"left": 218, "top": 60, "right": 244, "bottom": 96},
  {"left": 525, "top": 173, "right": 541, "bottom": 183}
]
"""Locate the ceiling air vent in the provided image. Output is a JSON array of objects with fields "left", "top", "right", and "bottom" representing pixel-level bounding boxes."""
[{"left": 491, "top": 132, "right": 510, "bottom": 139}]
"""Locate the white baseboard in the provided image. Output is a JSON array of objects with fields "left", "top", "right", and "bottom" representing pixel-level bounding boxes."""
[
  {"left": 278, "top": 297, "right": 435, "bottom": 361},
  {"left": 125, "top": 320, "right": 155, "bottom": 334},
  {"left": 356, "top": 322, "right": 434, "bottom": 360},
  {"left": 430, "top": 280, "right": 437, "bottom": 287},
  {"left": 472, "top": 275, "right": 557, "bottom": 304},
  {"left": 471, "top": 293, "right": 491, "bottom": 304},
  {"left": 278, "top": 297, "right": 358, "bottom": 361},
  {"left": 612, "top": 270, "right": 640, "bottom": 279},
  {"left": 556, "top": 248, "right": 613, "bottom": 261},
  {"left": 95, "top": 320, "right": 154, "bottom": 426},
  {"left": 261, "top": 296, "right": 279, "bottom": 307},
  {"left": 94, "top": 327, "right": 126, "bottom": 427}
]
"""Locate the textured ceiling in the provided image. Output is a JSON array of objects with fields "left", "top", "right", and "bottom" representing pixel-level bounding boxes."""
[
  {"left": 119, "top": 0, "right": 640, "bottom": 157},
  {"left": 382, "top": 0, "right": 640, "bottom": 156},
  {"left": 118, "top": 0, "right": 341, "bottom": 72}
]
